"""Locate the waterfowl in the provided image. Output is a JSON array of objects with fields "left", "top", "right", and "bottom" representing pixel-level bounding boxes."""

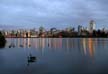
[{"left": 28, "top": 54, "right": 36, "bottom": 63}]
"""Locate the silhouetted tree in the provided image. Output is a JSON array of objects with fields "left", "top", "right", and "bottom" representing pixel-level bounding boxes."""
[
  {"left": 93, "top": 30, "right": 97, "bottom": 37},
  {"left": 0, "top": 31, "right": 6, "bottom": 48}
]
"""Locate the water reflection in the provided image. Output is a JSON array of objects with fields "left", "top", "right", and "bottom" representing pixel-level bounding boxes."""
[
  {"left": 2, "top": 38, "right": 108, "bottom": 74},
  {"left": 82, "top": 38, "right": 87, "bottom": 55},
  {"left": 82, "top": 38, "right": 95, "bottom": 57},
  {"left": 88, "top": 38, "right": 95, "bottom": 57},
  {"left": 6, "top": 38, "right": 108, "bottom": 58}
]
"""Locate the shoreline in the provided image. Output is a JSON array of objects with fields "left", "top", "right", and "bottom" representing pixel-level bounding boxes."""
[{"left": 5, "top": 37, "right": 108, "bottom": 38}]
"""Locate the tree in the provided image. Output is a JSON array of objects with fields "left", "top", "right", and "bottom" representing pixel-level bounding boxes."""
[{"left": 0, "top": 31, "right": 6, "bottom": 48}]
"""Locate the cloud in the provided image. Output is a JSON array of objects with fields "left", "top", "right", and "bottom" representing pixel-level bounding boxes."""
[{"left": 0, "top": 0, "right": 108, "bottom": 29}]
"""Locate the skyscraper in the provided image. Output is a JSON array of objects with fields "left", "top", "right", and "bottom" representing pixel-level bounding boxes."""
[
  {"left": 78, "top": 25, "right": 82, "bottom": 35},
  {"left": 89, "top": 20, "right": 95, "bottom": 32}
]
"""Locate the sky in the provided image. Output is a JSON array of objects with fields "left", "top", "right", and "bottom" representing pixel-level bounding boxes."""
[{"left": 0, "top": 0, "right": 108, "bottom": 29}]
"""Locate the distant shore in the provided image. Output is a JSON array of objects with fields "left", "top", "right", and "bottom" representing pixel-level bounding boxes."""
[{"left": 5, "top": 36, "right": 108, "bottom": 38}]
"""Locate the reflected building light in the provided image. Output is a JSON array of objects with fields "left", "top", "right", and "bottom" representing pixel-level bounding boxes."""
[
  {"left": 18, "top": 38, "right": 20, "bottom": 48},
  {"left": 52, "top": 39, "right": 55, "bottom": 49},
  {"left": 55, "top": 39, "right": 57, "bottom": 49},
  {"left": 59, "top": 38, "right": 62, "bottom": 49},
  {"left": 56, "top": 39, "right": 58, "bottom": 49},
  {"left": 37, "top": 39, "right": 39, "bottom": 49},
  {"left": 49, "top": 38, "right": 51, "bottom": 48},
  {"left": 42, "top": 38, "right": 45, "bottom": 49},
  {"left": 66, "top": 39, "right": 69, "bottom": 49},
  {"left": 38, "top": 38, "right": 40, "bottom": 49},
  {"left": 27, "top": 38, "right": 31, "bottom": 48},
  {"left": 23, "top": 38, "right": 26, "bottom": 48},
  {"left": 35, "top": 39, "right": 37, "bottom": 49},
  {"left": 82, "top": 38, "right": 87, "bottom": 55},
  {"left": 52, "top": 39, "right": 54, "bottom": 48},
  {"left": 13, "top": 38, "right": 16, "bottom": 47},
  {"left": 54, "top": 39, "right": 56, "bottom": 49},
  {"left": 41, "top": 38, "right": 45, "bottom": 56},
  {"left": 57, "top": 39, "right": 58, "bottom": 49},
  {"left": 45, "top": 39, "right": 47, "bottom": 48},
  {"left": 88, "top": 38, "right": 95, "bottom": 57},
  {"left": 13, "top": 38, "right": 15, "bottom": 47},
  {"left": 39, "top": 38, "right": 42, "bottom": 49},
  {"left": 48, "top": 38, "right": 50, "bottom": 48},
  {"left": 38, "top": 38, "right": 45, "bottom": 49},
  {"left": 50, "top": 39, "right": 52, "bottom": 48},
  {"left": 57, "top": 39, "right": 59, "bottom": 49},
  {"left": 53, "top": 39, "right": 56, "bottom": 49},
  {"left": 51, "top": 39, "right": 54, "bottom": 48},
  {"left": 56, "top": 39, "right": 58, "bottom": 48},
  {"left": 38, "top": 38, "right": 43, "bottom": 55},
  {"left": 16, "top": 39, "right": 18, "bottom": 47}
]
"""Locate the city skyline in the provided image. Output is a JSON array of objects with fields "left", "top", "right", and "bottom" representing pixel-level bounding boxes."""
[{"left": 0, "top": 0, "right": 108, "bottom": 29}]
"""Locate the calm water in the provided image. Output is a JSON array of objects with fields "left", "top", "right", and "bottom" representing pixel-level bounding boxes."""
[{"left": 0, "top": 38, "right": 108, "bottom": 74}]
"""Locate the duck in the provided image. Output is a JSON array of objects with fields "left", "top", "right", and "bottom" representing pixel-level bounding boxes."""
[
  {"left": 28, "top": 54, "right": 36, "bottom": 63},
  {"left": 9, "top": 45, "right": 11, "bottom": 48},
  {"left": 9, "top": 43, "right": 15, "bottom": 48}
]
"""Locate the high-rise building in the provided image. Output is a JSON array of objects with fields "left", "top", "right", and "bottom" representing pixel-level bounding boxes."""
[
  {"left": 89, "top": 20, "right": 95, "bottom": 32},
  {"left": 78, "top": 25, "right": 82, "bottom": 35}
]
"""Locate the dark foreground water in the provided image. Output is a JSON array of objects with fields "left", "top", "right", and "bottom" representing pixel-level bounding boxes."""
[{"left": 0, "top": 38, "right": 108, "bottom": 74}]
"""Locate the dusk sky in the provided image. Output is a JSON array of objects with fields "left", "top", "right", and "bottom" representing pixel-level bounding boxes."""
[{"left": 0, "top": 0, "right": 108, "bottom": 29}]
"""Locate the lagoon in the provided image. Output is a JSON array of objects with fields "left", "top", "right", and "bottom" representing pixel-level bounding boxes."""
[{"left": 0, "top": 38, "right": 108, "bottom": 74}]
